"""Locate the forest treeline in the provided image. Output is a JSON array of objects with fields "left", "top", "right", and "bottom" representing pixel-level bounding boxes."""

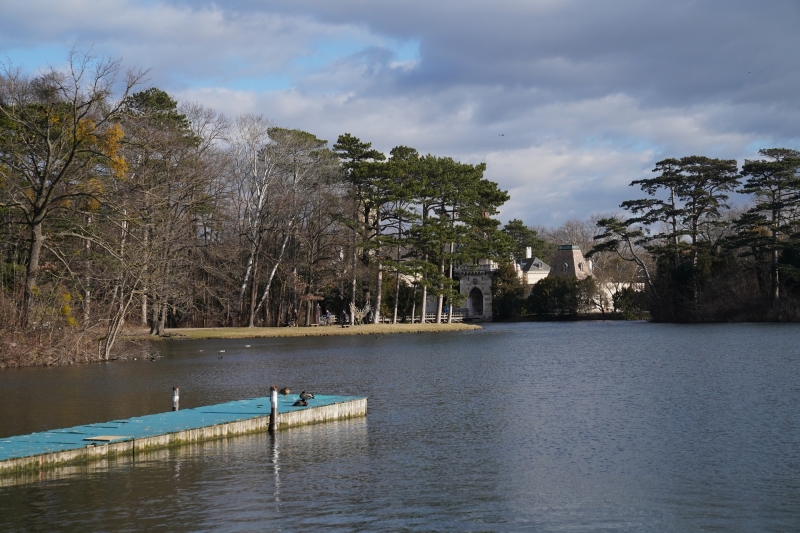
[
  {"left": 494, "top": 151, "right": 800, "bottom": 323},
  {"left": 0, "top": 54, "right": 512, "bottom": 365},
  {"left": 592, "top": 151, "right": 800, "bottom": 322},
  {"left": 2, "top": 54, "right": 799, "bottom": 366}
]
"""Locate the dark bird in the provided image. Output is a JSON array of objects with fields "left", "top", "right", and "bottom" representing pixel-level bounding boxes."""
[
  {"left": 292, "top": 399, "right": 308, "bottom": 407},
  {"left": 499, "top": 133, "right": 505, "bottom": 136},
  {"left": 279, "top": 387, "right": 290, "bottom": 395},
  {"left": 299, "top": 391, "right": 315, "bottom": 400}
]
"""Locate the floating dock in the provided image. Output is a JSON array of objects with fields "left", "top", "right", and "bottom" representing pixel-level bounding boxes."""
[{"left": 0, "top": 394, "right": 367, "bottom": 476}]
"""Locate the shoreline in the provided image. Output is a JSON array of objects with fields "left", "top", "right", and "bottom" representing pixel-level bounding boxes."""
[
  {"left": 131, "top": 322, "right": 482, "bottom": 341},
  {"left": 0, "top": 323, "right": 482, "bottom": 369}
]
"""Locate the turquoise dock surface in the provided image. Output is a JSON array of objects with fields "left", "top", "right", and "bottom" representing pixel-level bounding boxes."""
[{"left": 0, "top": 394, "right": 363, "bottom": 463}]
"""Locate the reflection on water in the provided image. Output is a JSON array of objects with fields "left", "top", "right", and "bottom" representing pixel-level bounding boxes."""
[
  {"left": 1, "top": 420, "right": 369, "bottom": 531},
  {"left": 1, "top": 322, "right": 799, "bottom": 531}
]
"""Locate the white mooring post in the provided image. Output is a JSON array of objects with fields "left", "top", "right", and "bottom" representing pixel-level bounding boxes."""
[
  {"left": 172, "top": 385, "right": 179, "bottom": 411},
  {"left": 269, "top": 385, "right": 278, "bottom": 433}
]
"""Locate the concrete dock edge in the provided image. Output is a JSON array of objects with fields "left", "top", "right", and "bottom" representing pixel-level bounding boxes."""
[{"left": 0, "top": 397, "right": 367, "bottom": 478}]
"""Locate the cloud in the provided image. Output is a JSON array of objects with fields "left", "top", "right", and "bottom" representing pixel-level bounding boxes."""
[
  {"left": 3, "top": 0, "right": 799, "bottom": 225},
  {"left": 0, "top": 1, "right": 392, "bottom": 88}
]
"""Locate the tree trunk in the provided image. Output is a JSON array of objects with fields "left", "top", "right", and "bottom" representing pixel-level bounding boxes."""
[
  {"left": 21, "top": 220, "right": 45, "bottom": 326},
  {"left": 393, "top": 269, "right": 400, "bottom": 324},
  {"left": 411, "top": 283, "right": 417, "bottom": 323},
  {"left": 421, "top": 284, "right": 427, "bottom": 324},
  {"left": 247, "top": 254, "right": 259, "bottom": 327},
  {"left": 670, "top": 187, "right": 679, "bottom": 270},
  {"left": 772, "top": 239, "right": 780, "bottom": 314},
  {"left": 691, "top": 213, "right": 698, "bottom": 305},
  {"left": 447, "top": 242, "right": 454, "bottom": 324},
  {"left": 393, "top": 225, "right": 402, "bottom": 323},
  {"left": 264, "top": 290, "right": 270, "bottom": 326},
  {"left": 84, "top": 215, "right": 93, "bottom": 324},
  {"left": 238, "top": 236, "right": 260, "bottom": 324},
  {"left": 149, "top": 305, "right": 159, "bottom": 335},
  {"left": 351, "top": 247, "right": 357, "bottom": 325},
  {"left": 436, "top": 257, "right": 444, "bottom": 323},
  {"left": 253, "top": 232, "right": 291, "bottom": 318},
  {"left": 374, "top": 261, "right": 383, "bottom": 324},
  {"left": 141, "top": 230, "right": 148, "bottom": 326},
  {"left": 158, "top": 303, "right": 167, "bottom": 334},
  {"left": 141, "top": 293, "right": 148, "bottom": 326},
  {"left": 101, "top": 280, "right": 138, "bottom": 360},
  {"left": 276, "top": 280, "right": 286, "bottom": 326}
]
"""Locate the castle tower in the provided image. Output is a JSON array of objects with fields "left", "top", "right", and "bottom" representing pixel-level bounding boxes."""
[
  {"left": 549, "top": 244, "right": 591, "bottom": 280},
  {"left": 457, "top": 264, "right": 493, "bottom": 321}
]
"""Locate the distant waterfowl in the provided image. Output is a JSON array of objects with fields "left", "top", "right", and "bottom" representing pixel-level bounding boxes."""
[
  {"left": 279, "top": 387, "right": 290, "bottom": 395},
  {"left": 299, "top": 391, "right": 315, "bottom": 400},
  {"left": 292, "top": 399, "right": 308, "bottom": 407}
]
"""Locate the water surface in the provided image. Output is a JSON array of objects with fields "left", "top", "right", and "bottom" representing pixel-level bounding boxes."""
[{"left": 1, "top": 322, "right": 798, "bottom": 531}]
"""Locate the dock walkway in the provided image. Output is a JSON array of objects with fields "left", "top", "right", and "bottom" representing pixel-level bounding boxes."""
[{"left": 0, "top": 394, "right": 367, "bottom": 475}]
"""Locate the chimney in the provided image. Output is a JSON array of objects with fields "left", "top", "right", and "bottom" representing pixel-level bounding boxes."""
[{"left": 525, "top": 246, "right": 532, "bottom": 259}]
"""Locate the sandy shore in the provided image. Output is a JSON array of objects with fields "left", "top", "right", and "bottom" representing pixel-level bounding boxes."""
[{"left": 128, "top": 322, "right": 482, "bottom": 341}]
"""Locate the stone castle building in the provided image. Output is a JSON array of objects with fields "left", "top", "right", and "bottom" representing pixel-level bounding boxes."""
[
  {"left": 456, "top": 246, "right": 555, "bottom": 321},
  {"left": 456, "top": 258, "right": 497, "bottom": 321},
  {"left": 453, "top": 244, "right": 652, "bottom": 318},
  {"left": 549, "top": 244, "right": 592, "bottom": 279}
]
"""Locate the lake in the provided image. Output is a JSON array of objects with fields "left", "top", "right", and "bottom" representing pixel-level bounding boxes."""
[{"left": 1, "top": 322, "right": 799, "bottom": 532}]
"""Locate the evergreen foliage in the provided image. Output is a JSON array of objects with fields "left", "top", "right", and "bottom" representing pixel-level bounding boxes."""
[
  {"left": 526, "top": 277, "right": 596, "bottom": 317},
  {"left": 502, "top": 219, "right": 547, "bottom": 260},
  {"left": 593, "top": 150, "right": 800, "bottom": 322},
  {"left": 491, "top": 262, "right": 525, "bottom": 320}
]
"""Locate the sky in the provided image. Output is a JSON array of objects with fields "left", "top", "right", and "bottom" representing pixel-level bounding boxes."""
[{"left": 2, "top": 0, "right": 799, "bottom": 226}]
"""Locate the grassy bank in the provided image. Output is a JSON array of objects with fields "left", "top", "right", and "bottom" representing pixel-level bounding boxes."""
[
  {"left": 142, "top": 322, "right": 482, "bottom": 340},
  {"left": 0, "top": 323, "right": 481, "bottom": 369}
]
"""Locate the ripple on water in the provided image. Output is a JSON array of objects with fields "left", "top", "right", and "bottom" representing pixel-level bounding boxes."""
[{"left": 1, "top": 322, "right": 799, "bottom": 532}]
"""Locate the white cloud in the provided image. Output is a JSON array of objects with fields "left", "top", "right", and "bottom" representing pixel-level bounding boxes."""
[{"left": 4, "top": 0, "right": 800, "bottom": 226}]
